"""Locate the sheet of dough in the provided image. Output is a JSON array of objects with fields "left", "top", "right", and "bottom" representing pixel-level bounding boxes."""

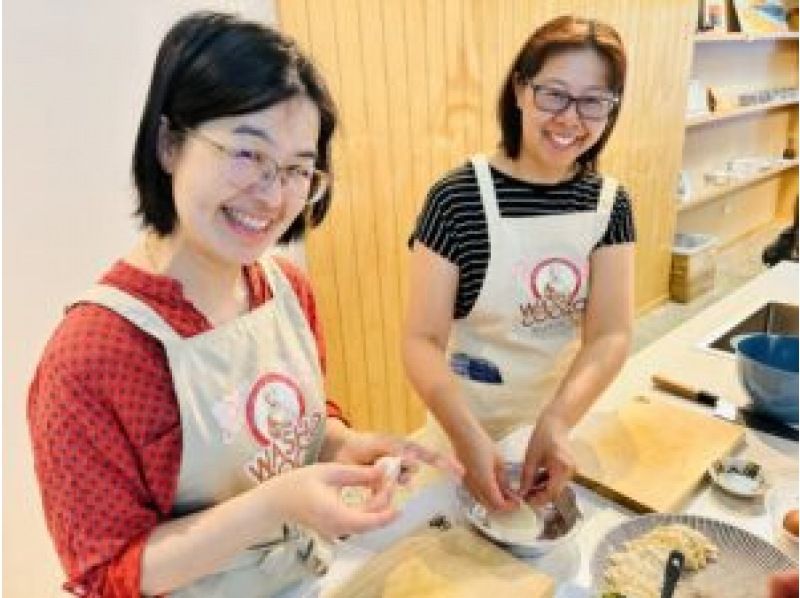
[{"left": 488, "top": 503, "right": 543, "bottom": 544}]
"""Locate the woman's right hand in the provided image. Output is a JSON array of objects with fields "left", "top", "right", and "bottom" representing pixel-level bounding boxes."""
[
  {"left": 268, "top": 462, "right": 399, "bottom": 540},
  {"left": 453, "top": 429, "right": 518, "bottom": 512},
  {"left": 141, "top": 462, "right": 397, "bottom": 595}
]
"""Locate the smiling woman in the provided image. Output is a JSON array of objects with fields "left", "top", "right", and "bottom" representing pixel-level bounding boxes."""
[
  {"left": 152, "top": 98, "right": 324, "bottom": 272},
  {"left": 403, "top": 15, "right": 636, "bottom": 516},
  {"left": 26, "top": 11, "right": 458, "bottom": 598}
]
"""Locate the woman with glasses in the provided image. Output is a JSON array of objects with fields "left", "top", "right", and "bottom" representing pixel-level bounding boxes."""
[
  {"left": 404, "top": 16, "right": 634, "bottom": 514},
  {"left": 28, "top": 12, "right": 458, "bottom": 597}
]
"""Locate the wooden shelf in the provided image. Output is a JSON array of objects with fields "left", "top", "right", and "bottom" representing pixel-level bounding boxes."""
[
  {"left": 686, "top": 98, "right": 798, "bottom": 127},
  {"left": 677, "top": 159, "right": 798, "bottom": 212},
  {"left": 695, "top": 31, "right": 799, "bottom": 43},
  {"left": 679, "top": 22, "right": 799, "bottom": 246}
]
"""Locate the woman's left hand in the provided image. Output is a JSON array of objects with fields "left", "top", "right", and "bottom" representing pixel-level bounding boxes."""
[
  {"left": 322, "top": 424, "right": 463, "bottom": 485},
  {"left": 518, "top": 414, "right": 575, "bottom": 506}
]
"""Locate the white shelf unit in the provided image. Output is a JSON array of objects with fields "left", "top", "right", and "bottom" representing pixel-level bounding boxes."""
[
  {"left": 678, "top": 159, "right": 799, "bottom": 212},
  {"left": 686, "top": 99, "right": 798, "bottom": 127},
  {"left": 694, "top": 31, "right": 799, "bottom": 43},
  {"left": 676, "top": 19, "right": 798, "bottom": 246}
]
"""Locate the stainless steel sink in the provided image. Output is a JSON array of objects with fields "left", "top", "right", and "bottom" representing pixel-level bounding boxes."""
[{"left": 704, "top": 302, "right": 798, "bottom": 354}]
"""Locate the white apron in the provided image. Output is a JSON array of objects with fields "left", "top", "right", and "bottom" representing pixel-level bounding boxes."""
[
  {"left": 431, "top": 155, "right": 616, "bottom": 441},
  {"left": 75, "top": 258, "right": 328, "bottom": 597}
]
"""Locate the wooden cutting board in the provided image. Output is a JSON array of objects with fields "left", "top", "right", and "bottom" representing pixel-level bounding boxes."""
[
  {"left": 571, "top": 395, "right": 745, "bottom": 513},
  {"left": 328, "top": 526, "right": 554, "bottom": 598}
]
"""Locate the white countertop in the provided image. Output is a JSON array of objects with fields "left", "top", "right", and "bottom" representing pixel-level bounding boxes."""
[{"left": 310, "top": 262, "right": 799, "bottom": 596}]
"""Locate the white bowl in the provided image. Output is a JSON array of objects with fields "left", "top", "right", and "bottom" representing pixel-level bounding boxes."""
[{"left": 458, "top": 463, "right": 583, "bottom": 558}]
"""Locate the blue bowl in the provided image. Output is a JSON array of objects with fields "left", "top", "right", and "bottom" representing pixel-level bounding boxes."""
[{"left": 732, "top": 334, "right": 799, "bottom": 425}]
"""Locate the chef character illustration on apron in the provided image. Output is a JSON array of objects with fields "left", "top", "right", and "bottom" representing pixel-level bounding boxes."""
[{"left": 434, "top": 155, "right": 617, "bottom": 441}]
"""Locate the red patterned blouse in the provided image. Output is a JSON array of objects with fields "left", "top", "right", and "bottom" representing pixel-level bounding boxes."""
[{"left": 27, "top": 258, "right": 345, "bottom": 597}]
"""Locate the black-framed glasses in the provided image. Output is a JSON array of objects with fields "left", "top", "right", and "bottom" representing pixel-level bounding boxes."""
[
  {"left": 530, "top": 84, "right": 619, "bottom": 121},
  {"left": 190, "top": 129, "right": 329, "bottom": 205}
]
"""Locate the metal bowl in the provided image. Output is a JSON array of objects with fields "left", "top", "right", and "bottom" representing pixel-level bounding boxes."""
[
  {"left": 732, "top": 333, "right": 798, "bottom": 424},
  {"left": 458, "top": 464, "right": 582, "bottom": 558}
]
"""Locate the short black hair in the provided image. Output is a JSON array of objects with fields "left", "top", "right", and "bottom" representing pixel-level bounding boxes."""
[
  {"left": 497, "top": 16, "right": 627, "bottom": 173},
  {"left": 132, "top": 11, "right": 337, "bottom": 241}
]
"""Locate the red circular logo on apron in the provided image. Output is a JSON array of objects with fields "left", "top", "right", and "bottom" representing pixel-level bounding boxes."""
[
  {"left": 530, "top": 257, "right": 581, "bottom": 302},
  {"left": 245, "top": 373, "right": 306, "bottom": 446}
]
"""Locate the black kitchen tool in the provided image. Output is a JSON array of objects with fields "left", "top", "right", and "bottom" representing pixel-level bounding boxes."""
[
  {"left": 661, "top": 549, "right": 685, "bottom": 598},
  {"left": 652, "top": 374, "right": 798, "bottom": 442}
]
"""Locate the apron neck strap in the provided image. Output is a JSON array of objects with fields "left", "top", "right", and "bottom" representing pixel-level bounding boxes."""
[
  {"left": 259, "top": 255, "right": 294, "bottom": 302},
  {"left": 470, "top": 155, "right": 502, "bottom": 226},
  {"left": 69, "top": 284, "right": 180, "bottom": 346},
  {"left": 597, "top": 176, "right": 618, "bottom": 214}
]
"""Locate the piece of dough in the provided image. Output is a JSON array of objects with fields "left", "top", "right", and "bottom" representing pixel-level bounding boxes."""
[
  {"left": 488, "top": 503, "right": 543, "bottom": 544},
  {"left": 376, "top": 455, "right": 403, "bottom": 483}
]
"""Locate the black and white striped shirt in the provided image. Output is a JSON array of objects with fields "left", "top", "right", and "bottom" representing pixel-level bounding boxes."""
[{"left": 410, "top": 162, "right": 635, "bottom": 319}]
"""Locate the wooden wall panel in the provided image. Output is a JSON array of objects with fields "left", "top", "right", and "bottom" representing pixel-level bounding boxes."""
[{"left": 276, "top": 0, "right": 697, "bottom": 433}]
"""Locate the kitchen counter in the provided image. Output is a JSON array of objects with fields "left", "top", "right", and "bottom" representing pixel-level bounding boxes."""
[
  {"left": 599, "top": 261, "right": 797, "bottom": 425},
  {"left": 567, "top": 260, "right": 797, "bottom": 549},
  {"left": 316, "top": 262, "right": 799, "bottom": 596}
]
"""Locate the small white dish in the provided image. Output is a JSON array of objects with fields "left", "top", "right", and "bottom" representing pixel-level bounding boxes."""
[{"left": 707, "top": 457, "right": 768, "bottom": 498}]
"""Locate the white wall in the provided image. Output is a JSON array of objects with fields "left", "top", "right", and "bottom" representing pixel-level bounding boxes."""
[{"left": 3, "top": 2, "right": 278, "bottom": 595}]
